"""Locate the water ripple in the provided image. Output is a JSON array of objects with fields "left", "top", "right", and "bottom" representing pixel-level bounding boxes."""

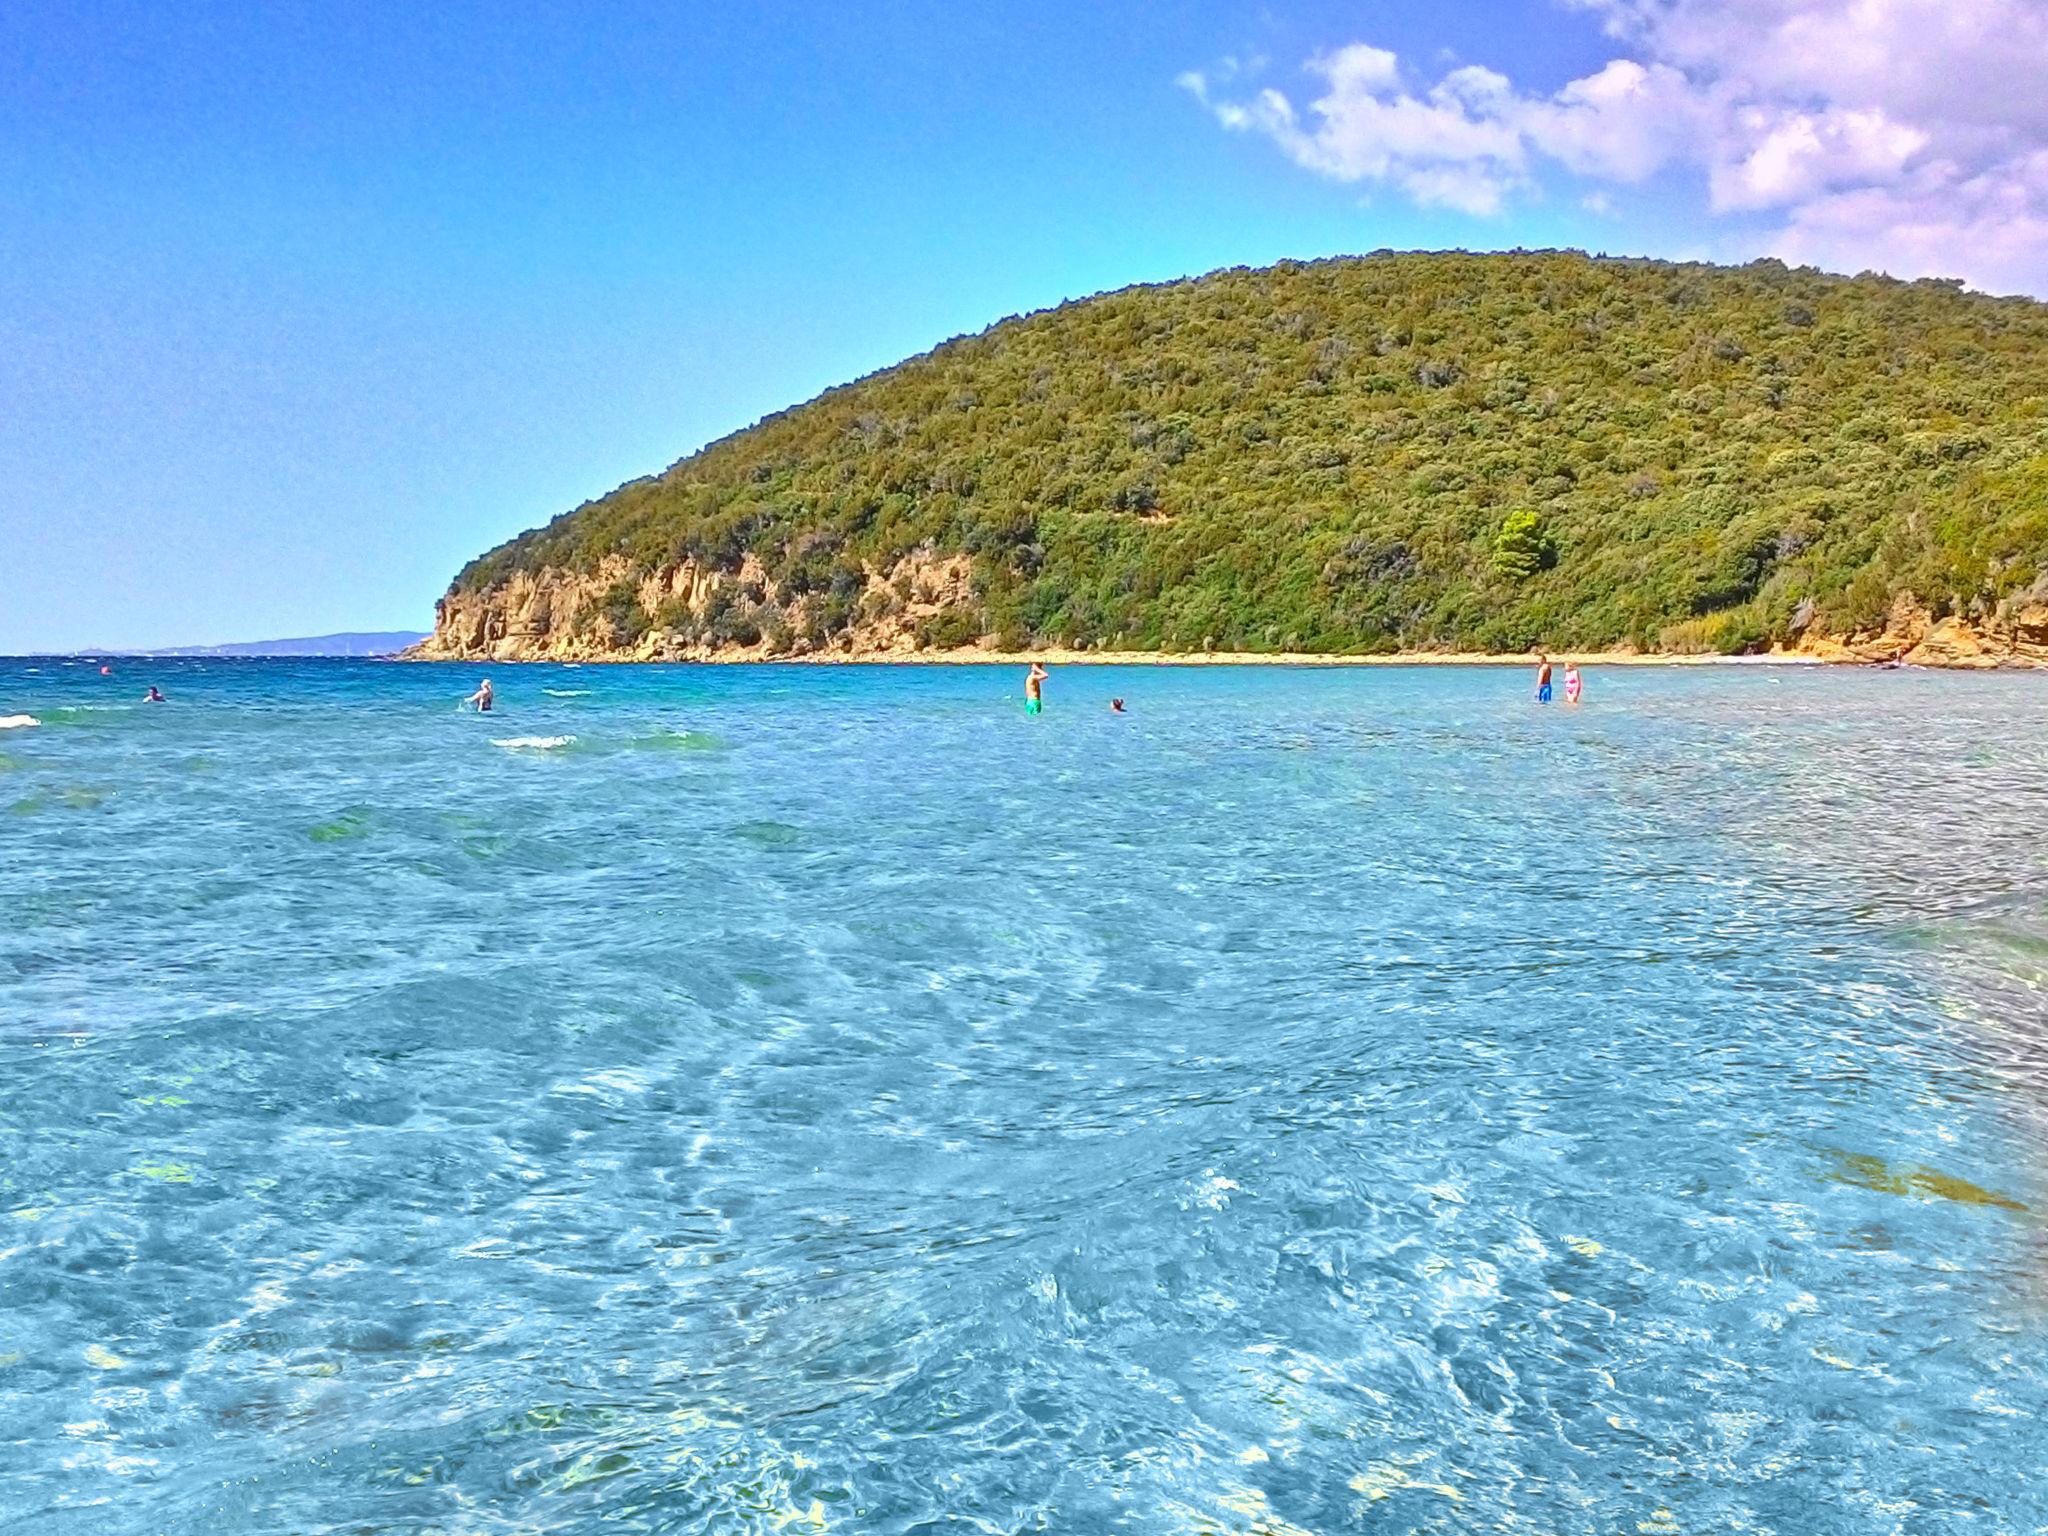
[{"left": 1, "top": 659, "right": 2045, "bottom": 1532}]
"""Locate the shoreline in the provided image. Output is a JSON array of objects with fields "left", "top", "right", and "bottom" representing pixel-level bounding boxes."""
[
  {"left": 725, "top": 647, "right": 1804, "bottom": 668},
  {"left": 405, "top": 614, "right": 2048, "bottom": 670},
  {"left": 404, "top": 644, "right": 1833, "bottom": 668}
]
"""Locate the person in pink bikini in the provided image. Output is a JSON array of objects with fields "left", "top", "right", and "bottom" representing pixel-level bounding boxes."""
[{"left": 1563, "top": 662, "right": 1583, "bottom": 705}]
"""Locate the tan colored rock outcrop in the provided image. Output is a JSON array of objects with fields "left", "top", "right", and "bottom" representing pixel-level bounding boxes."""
[
  {"left": 410, "top": 549, "right": 982, "bottom": 662},
  {"left": 414, "top": 556, "right": 2048, "bottom": 669},
  {"left": 1788, "top": 587, "right": 2048, "bottom": 669}
]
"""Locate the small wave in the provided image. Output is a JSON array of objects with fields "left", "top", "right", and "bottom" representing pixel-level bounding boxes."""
[
  {"left": 542, "top": 688, "right": 590, "bottom": 697},
  {"left": 492, "top": 735, "right": 577, "bottom": 751},
  {"left": 0, "top": 715, "right": 38, "bottom": 730}
]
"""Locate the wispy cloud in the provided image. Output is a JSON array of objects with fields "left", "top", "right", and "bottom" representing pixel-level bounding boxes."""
[{"left": 1184, "top": 0, "right": 2048, "bottom": 295}]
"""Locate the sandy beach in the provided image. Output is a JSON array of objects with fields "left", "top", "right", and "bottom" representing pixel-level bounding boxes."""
[
  {"left": 778, "top": 646, "right": 1814, "bottom": 668},
  {"left": 404, "top": 620, "right": 2047, "bottom": 668},
  {"left": 404, "top": 640, "right": 1831, "bottom": 666}
]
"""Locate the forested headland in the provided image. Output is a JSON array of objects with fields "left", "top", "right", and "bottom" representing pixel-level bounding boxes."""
[{"left": 422, "top": 250, "right": 2048, "bottom": 663}]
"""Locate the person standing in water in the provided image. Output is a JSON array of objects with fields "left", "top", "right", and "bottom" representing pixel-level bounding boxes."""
[
  {"left": 1563, "top": 662, "right": 1582, "bottom": 705},
  {"left": 1534, "top": 653, "right": 1553, "bottom": 704},
  {"left": 464, "top": 678, "right": 494, "bottom": 713},
  {"left": 1024, "top": 663, "right": 1048, "bottom": 716}
]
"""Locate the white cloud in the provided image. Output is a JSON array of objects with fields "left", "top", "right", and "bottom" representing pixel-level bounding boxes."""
[
  {"left": 1577, "top": 0, "right": 2048, "bottom": 133},
  {"left": 1519, "top": 60, "right": 1702, "bottom": 181},
  {"left": 1709, "top": 105, "right": 1928, "bottom": 212},
  {"left": 1774, "top": 149, "right": 2048, "bottom": 295},
  {"left": 1402, "top": 163, "right": 1517, "bottom": 216},
  {"left": 1207, "top": 44, "right": 1528, "bottom": 214},
  {"left": 1186, "top": 0, "right": 2048, "bottom": 294}
]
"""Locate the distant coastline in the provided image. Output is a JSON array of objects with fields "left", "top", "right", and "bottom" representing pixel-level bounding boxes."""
[{"left": 78, "top": 631, "right": 428, "bottom": 659}]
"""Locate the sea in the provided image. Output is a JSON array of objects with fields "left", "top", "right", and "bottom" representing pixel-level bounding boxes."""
[{"left": 2, "top": 656, "right": 2046, "bottom": 1534}]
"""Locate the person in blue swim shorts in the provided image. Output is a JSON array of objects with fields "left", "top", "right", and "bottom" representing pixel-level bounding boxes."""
[
  {"left": 1534, "top": 653, "right": 1553, "bottom": 703},
  {"left": 1024, "top": 662, "right": 1048, "bottom": 715}
]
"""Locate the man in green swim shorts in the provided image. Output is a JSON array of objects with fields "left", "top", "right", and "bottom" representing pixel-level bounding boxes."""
[{"left": 1024, "top": 662, "right": 1048, "bottom": 715}]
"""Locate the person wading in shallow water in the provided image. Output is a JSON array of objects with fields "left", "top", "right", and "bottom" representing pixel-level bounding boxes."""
[
  {"left": 1534, "top": 653, "right": 1553, "bottom": 704},
  {"left": 464, "top": 678, "right": 494, "bottom": 713},
  {"left": 1563, "top": 663, "right": 1582, "bottom": 705},
  {"left": 1024, "top": 663, "right": 1048, "bottom": 716}
]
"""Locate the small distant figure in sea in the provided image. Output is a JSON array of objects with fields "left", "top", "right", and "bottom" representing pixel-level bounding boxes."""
[
  {"left": 1024, "top": 663, "right": 1048, "bottom": 716},
  {"left": 1110, "top": 697, "right": 1126, "bottom": 714},
  {"left": 464, "top": 678, "right": 495, "bottom": 713},
  {"left": 1534, "top": 653, "right": 1553, "bottom": 704},
  {"left": 99, "top": 665, "right": 112, "bottom": 676},
  {"left": 144, "top": 685, "right": 165, "bottom": 704},
  {"left": 1563, "top": 664, "right": 1582, "bottom": 706}
]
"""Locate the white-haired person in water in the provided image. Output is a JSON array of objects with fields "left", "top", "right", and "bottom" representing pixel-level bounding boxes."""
[
  {"left": 1024, "top": 662, "right": 1048, "bottom": 716},
  {"left": 464, "top": 678, "right": 494, "bottom": 713}
]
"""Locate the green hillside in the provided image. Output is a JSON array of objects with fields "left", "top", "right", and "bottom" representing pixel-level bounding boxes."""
[{"left": 452, "top": 250, "right": 2048, "bottom": 655}]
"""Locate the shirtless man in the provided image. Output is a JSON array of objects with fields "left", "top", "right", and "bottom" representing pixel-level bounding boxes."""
[
  {"left": 1024, "top": 663, "right": 1048, "bottom": 716},
  {"left": 1534, "top": 653, "right": 1553, "bottom": 704}
]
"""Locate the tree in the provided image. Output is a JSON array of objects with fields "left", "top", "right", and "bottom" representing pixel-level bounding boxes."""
[{"left": 1491, "top": 510, "right": 1555, "bottom": 582}]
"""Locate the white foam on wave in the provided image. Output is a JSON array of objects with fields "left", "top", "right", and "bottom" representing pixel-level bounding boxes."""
[
  {"left": 491, "top": 734, "right": 576, "bottom": 751},
  {"left": 542, "top": 688, "right": 589, "bottom": 697},
  {"left": 0, "top": 715, "right": 38, "bottom": 730}
]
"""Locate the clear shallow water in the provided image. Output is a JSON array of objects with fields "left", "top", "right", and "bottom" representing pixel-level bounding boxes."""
[{"left": 3, "top": 657, "right": 2047, "bottom": 1534}]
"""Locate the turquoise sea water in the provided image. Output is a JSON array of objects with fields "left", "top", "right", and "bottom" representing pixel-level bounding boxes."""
[{"left": 3, "top": 657, "right": 2046, "bottom": 1533}]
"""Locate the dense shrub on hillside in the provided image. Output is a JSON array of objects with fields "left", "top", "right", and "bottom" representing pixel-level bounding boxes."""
[{"left": 453, "top": 251, "right": 2048, "bottom": 653}]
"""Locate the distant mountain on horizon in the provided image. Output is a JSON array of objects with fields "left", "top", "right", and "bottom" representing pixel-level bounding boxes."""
[{"left": 88, "top": 631, "right": 428, "bottom": 658}]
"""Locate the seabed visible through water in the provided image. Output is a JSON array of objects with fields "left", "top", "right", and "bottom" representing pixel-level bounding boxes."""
[{"left": 2, "top": 657, "right": 2045, "bottom": 1533}]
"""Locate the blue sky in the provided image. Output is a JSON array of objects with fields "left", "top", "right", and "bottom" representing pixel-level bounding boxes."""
[{"left": 4, "top": 0, "right": 2042, "bottom": 651}]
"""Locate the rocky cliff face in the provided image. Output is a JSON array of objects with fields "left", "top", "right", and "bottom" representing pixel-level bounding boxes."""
[
  {"left": 1790, "top": 585, "right": 2048, "bottom": 669},
  {"left": 411, "top": 549, "right": 980, "bottom": 662},
  {"left": 414, "top": 555, "right": 2048, "bottom": 667}
]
